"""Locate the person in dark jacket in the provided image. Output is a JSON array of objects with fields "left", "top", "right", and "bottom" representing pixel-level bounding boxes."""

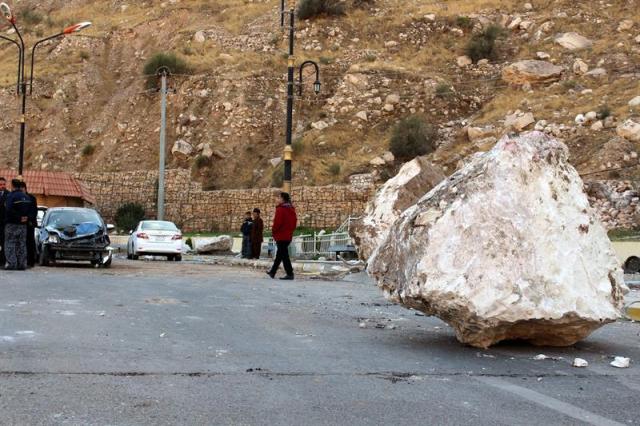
[
  {"left": 21, "top": 182, "right": 38, "bottom": 268},
  {"left": 240, "top": 211, "right": 253, "bottom": 259},
  {"left": 250, "top": 208, "right": 264, "bottom": 259},
  {"left": 267, "top": 192, "right": 297, "bottom": 280},
  {"left": 4, "top": 179, "right": 30, "bottom": 271},
  {"left": 0, "top": 176, "right": 8, "bottom": 267}
]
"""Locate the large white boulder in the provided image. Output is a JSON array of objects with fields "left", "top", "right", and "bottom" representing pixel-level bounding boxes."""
[
  {"left": 367, "top": 132, "right": 627, "bottom": 348},
  {"left": 353, "top": 157, "right": 445, "bottom": 261},
  {"left": 194, "top": 235, "right": 234, "bottom": 254}
]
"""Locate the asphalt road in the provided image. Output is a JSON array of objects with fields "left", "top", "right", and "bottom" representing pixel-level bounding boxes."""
[{"left": 0, "top": 259, "right": 639, "bottom": 425}]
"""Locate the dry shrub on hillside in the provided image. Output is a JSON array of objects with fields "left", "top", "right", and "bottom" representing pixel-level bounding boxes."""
[
  {"left": 465, "top": 25, "right": 504, "bottom": 63},
  {"left": 143, "top": 53, "right": 191, "bottom": 89},
  {"left": 390, "top": 116, "right": 438, "bottom": 161},
  {"left": 297, "top": 0, "right": 346, "bottom": 20}
]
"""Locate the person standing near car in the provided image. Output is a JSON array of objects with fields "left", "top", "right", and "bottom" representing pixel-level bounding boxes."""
[
  {"left": 0, "top": 177, "right": 8, "bottom": 267},
  {"left": 240, "top": 211, "right": 253, "bottom": 259},
  {"left": 267, "top": 192, "right": 297, "bottom": 280},
  {"left": 21, "top": 182, "right": 38, "bottom": 268},
  {"left": 250, "top": 208, "right": 264, "bottom": 259},
  {"left": 4, "top": 178, "right": 30, "bottom": 271}
]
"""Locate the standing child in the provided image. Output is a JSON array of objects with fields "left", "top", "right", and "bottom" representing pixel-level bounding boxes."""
[{"left": 240, "top": 211, "right": 254, "bottom": 259}]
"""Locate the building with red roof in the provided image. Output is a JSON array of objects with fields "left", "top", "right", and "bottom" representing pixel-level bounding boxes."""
[{"left": 0, "top": 170, "right": 95, "bottom": 207}]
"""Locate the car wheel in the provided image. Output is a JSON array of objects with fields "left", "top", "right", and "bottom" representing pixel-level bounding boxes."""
[
  {"left": 167, "top": 255, "right": 175, "bottom": 261},
  {"left": 624, "top": 256, "right": 640, "bottom": 274},
  {"left": 174, "top": 255, "right": 182, "bottom": 262},
  {"left": 102, "top": 255, "right": 113, "bottom": 268},
  {"left": 132, "top": 253, "right": 139, "bottom": 260},
  {"left": 38, "top": 246, "right": 50, "bottom": 267}
]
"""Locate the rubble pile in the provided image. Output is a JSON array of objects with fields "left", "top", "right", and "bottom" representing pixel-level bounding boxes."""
[{"left": 366, "top": 132, "right": 627, "bottom": 348}]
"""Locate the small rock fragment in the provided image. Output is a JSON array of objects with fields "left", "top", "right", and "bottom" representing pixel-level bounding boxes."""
[{"left": 573, "top": 358, "right": 589, "bottom": 368}]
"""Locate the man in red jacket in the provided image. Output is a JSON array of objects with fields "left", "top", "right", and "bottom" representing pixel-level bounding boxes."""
[{"left": 267, "top": 192, "right": 297, "bottom": 280}]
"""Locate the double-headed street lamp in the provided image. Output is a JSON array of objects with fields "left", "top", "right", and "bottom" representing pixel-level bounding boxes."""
[
  {"left": 0, "top": 2, "right": 91, "bottom": 175},
  {"left": 280, "top": 3, "right": 321, "bottom": 194}
]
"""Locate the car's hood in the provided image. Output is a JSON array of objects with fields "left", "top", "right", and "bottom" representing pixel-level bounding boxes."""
[{"left": 46, "top": 222, "right": 104, "bottom": 240}]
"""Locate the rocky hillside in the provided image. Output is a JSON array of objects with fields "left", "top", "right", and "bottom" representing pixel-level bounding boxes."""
[{"left": 0, "top": 0, "right": 638, "bottom": 191}]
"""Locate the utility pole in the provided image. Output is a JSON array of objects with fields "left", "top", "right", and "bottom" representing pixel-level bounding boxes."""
[
  {"left": 283, "top": 7, "right": 295, "bottom": 194},
  {"left": 157, "top": 67, "right": 170, "bottom": 221}
]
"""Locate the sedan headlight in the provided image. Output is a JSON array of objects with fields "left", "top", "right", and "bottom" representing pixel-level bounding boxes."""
[{"left": 47, "top": 234, "right": 60, "bottom": 244}]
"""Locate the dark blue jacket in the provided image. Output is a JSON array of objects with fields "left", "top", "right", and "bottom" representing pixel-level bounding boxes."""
[
  {"left": 241, "top": 219, "right": 253, "bottom": 237},
  {"left": 5, "top": 190, "right": 31, "bottom": 225}
]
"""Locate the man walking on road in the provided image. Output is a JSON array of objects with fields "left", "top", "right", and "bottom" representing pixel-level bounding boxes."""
[
  {"left": 4, "top": 179, "right": 30, "bottom": 271},
  {"left": 267, "top": 192, "right": 297, "bottom": 280},
  {"left": 250, "top": 208, "right": 264, "bottom": 259},
  {"left": 0, "top": 177, "right": 8, "bottom": 267}
]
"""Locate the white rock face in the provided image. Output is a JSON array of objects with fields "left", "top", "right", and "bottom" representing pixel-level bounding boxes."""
[
  {"left": 555, "top": 32, "right": 593, "bottom": 50},
  {"left": 194, "top": 236, "right": 234, "bottom": 254},
  {"left": 617, "top": 119, "right": 640, "bottom": 142},
  {"left": 367, "top": 132, "right": 627, "bottom": 348},
  {"left": 354, "top": 157, "right": 445, "bottom": 261}
]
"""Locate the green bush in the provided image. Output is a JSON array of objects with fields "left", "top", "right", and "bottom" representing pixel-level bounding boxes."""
[
  {"left": 292, "top": 138, "right": 305, "bottom": 155},
  {"left": 597, "top": 105, "right": 612, "bottom": 120},
  {"left": 115, "top": 203, "right": 146, "bottom": 233},
  {"left": 389, "top": 116, "right": 438, "bottom": 161},
  {"left": 81, "top": 144, "right": 95, "bottom": 156},
  {"left": 143, "top": 52, "right": 191, "bottom": 88},
  {"left": 79, "top": 50, "right": 90, "bottom": 60},
  {"left": 194, "top": 155, "right": 210, "bottom": 169},
  {"left": 435, "top": 83, "right": 453, "bottom": 98},
  {"left": 271, "top": 164, "right": 284, "bottom": 188},
  {"left": 328, "top": 162, "right": 341, "bottom": 176},
  {"left": 455, "top": 16, "right": 474, "bottom": 30},
  {"left": 465, "top": 25, "right": 503, "bottom": 63},
  {"left": 20, "top": 9, "right": 43, "bottom": 25},
  {"left": 297, "top": 0, "right": 346, "bottom": 20}
]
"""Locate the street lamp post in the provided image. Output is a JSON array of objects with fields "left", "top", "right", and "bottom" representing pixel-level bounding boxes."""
[
  {"left": 280, "top": 4, "right": 321, "bottom": 195},
  {"left": 0, "top": 2, "right": 90, "bottom": 175}
]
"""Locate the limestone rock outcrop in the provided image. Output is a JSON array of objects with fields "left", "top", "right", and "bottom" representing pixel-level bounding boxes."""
[
  {"left": 367, "top": 132, "right": 627, "bottom": 348},
  {"left": 502, "top": 60, "right": 564, "bottom": 85},
  {"left": 353, "top": 157, "right": 445, "bottom": 261},
  {"left": 554, "top": 32, "right": 593, "bottom": 50}
]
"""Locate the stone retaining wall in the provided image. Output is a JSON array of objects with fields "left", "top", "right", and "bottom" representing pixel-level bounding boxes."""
[{"left": 77, "top": 170, "right": 375, "bottom": 232}]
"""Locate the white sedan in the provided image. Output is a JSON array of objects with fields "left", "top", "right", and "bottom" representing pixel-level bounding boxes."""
[{"left": 127, "top": 220, "right": 183, "bottom": 261}]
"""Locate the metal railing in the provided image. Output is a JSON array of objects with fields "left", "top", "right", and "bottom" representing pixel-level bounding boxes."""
[
  {"left": 335, "top": 216, "right": 361, "bottom": 234},
  {"left": 267, "top": 231, "right": 354, "bottom": 260}
]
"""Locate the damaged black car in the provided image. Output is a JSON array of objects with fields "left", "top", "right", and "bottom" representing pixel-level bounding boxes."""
[{"left": 37, "top": 207, "right": 114, "bottom": 267}]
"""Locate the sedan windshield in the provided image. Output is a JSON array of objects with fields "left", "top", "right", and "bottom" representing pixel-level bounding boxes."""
[
  {"left": 141, "top": 221, "right": 178, "bottom": 231},
  {"left": 46, "top": 210, "right": 103, "bottom": 229}
]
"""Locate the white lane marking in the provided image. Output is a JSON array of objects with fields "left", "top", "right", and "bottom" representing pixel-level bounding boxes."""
[
  {"left": 15, "top": 331, "right": 35, "bottom": 336},
  {"left": 0, "top": 336, "right": 16, "bottom": 343},
  {"left": 477, "top": 376, "right": 625, "bottom": 426}
]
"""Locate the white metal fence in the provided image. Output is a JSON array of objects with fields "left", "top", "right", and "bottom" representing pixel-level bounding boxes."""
[{"left": 267, "top": 232, "right": 355, "bottom": 260}]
